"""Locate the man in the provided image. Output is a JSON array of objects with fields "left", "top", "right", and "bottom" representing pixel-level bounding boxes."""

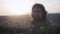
[{"left": 28, "top": 3, "right": 56, "bottom": 34}]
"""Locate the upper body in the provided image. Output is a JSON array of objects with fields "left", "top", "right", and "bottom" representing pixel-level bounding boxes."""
[{"left": 28, "top": 3, "right": 56, "bottom": 34}]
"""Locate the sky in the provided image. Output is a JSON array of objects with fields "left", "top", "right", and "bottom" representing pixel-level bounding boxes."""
[{"left": 0, "top": 0, "right": 60, "bottom": 15}]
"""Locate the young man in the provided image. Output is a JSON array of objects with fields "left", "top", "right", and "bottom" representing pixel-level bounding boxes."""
[{"left": 28, "top": 3, "right": 55, "bottom": 34}]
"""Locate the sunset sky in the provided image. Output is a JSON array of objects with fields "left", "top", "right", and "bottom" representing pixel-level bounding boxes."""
[{"left": 0, "top": 0, "right": 60, "bottom": 15}]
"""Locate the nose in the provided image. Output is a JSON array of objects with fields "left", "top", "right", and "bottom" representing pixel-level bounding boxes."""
[{"left": 35, "top": 13, "right": 40, "bottom": 16}]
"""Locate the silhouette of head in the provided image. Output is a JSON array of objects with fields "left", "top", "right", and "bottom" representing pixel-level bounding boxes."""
[{"left": 31, "top": 3, "right": 47, "bottom": 20}]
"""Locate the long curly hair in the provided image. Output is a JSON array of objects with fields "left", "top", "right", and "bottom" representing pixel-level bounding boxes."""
[{"left": 32, "top": 3, "right": 47, "bottom": 18}]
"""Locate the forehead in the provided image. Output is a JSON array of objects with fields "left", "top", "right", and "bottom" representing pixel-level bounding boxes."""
[
  {"left": 33, "top": 6, "right": 42, "bottom": 10},
  {"left": 33, "top": 6, "right": 40, "bottom": 9},
  {"left": 32, "top": 7, "right": 42, "bottom": 12}
]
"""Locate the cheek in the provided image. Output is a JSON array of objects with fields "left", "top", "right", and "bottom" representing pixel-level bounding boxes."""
[
  {"left": 32, "top": 12, "right": 35, "bottom": 16},
  {"left": 31, "top": 13, "right": 34, "bottom": 17}
]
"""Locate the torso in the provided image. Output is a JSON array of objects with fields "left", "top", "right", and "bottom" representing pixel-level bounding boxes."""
[{"left": 29, "top": 19, "right": 55, "bottom": 34}]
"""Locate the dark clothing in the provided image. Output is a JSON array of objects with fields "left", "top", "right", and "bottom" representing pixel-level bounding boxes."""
[{"left": 28, "top": 19, "right": 56, "bottom": 34}]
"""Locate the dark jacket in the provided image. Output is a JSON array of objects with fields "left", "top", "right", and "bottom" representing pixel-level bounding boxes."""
[{"left": 28, "top": 19, "right": 56, "bottom": 34}]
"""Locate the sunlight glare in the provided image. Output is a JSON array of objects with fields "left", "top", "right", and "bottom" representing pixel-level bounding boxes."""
[{"left": 6, "top": 0, "right": 32, "bottom": 15}]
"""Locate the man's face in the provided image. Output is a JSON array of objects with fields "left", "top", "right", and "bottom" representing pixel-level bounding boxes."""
[{"left": 32, "top": 7, "right": 43, "bottom": 19}]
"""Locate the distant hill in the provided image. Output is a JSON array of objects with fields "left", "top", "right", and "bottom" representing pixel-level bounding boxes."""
[
  {"left": 0, "top": 14, "right": 32, "bottom": 29},
  {"left": 0, "top": 13, "right": 60, "bottom": 29},
  {"left": 48, "top": 13, "right": 60, "bottom": 23},
  {"left": 47, "top": 13, "right": 60, "bottom": 29}
]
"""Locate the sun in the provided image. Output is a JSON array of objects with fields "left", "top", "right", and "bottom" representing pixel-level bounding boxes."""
[{"left": 6, "top": 0, "right": 32, "bottom": 15}]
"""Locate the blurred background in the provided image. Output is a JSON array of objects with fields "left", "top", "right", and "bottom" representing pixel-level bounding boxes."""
[
  {"left": 0, "top": 0, "right": 60, "bottom": 15},
  {"left": 0, "top": 0, "right": 60, "bottom": 33}
]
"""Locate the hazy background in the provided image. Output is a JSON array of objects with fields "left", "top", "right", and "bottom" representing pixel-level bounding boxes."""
[
  {"left": 0, "top": 0, "right": 60, "bottom": 15},
  {"left": 0, "top": 0, "right": 60, "bottom": 32}
]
